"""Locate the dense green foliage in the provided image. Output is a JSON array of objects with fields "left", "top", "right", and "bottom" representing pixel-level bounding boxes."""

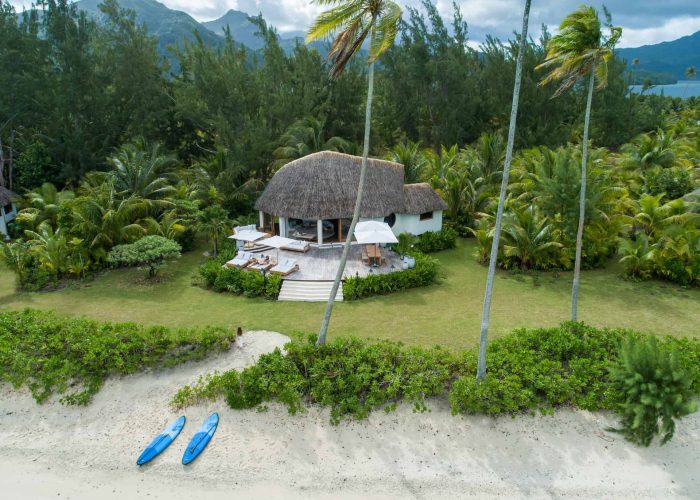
[
  {"left": 171, "top": 322, "right": 700, "bottom": 436},
  {"left": 108, "top": 235, "right": 181, "bottom": 277},
  {"left": 0, "top": 309, "right": 234, "bottom": 405},
  {"left": 342, "top": 253, "right": 439, "bottom": 300},
  {"left": 173, "top": 335, "right": 459, "bottom": 424},
  {"left": 609, "top": 337, "right": 699, "bottom": 446},
  {"left": 1, "top": 0, "right": 698, "bottom": 291},
  {"left": 198, "top": 248, "right": 282, "bottom": 300},
  {"left": 412, "top": 229, "right": 458, "bottom": 253}
]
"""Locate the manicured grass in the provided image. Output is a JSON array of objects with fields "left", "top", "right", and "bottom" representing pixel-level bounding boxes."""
[{"left": 1, "top": 239, "right": 698, "bottom": 349}]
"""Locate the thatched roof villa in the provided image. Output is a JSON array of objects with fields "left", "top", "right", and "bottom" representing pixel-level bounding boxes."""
[
  {"left": 255, "top": 151, "right": 447, "bottom": 244},
  {"left": 0, "top": 186, "right": 19, "bottom": 240}
]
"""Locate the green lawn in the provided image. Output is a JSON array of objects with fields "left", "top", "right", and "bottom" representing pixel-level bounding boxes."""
[{"left": 1, "top": 239, "right": 698, "bottom": 349}]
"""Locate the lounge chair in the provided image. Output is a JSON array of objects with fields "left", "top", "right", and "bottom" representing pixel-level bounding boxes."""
[
  {"left": 248, "top": 257, "right": 276, "bottom": 272},
  {"left": 270, "top": 258, "right": 299, "bottom": 276},
  {"left": 281, "top": 240, "right": 310, "bottom": 253},
  {"left": 224, "top": 251, "right": 254, "bottom": 268}
]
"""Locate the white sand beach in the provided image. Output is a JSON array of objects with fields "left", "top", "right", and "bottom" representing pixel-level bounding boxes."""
[{"left": 1, "top": 330, "right": 699, "bottom": 499}]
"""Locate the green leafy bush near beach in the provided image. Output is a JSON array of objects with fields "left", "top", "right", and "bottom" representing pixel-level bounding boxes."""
[
  {"left": 198, "top": 251, "right": 282, "bottom": 300},
  {"left": 413, "top": 228, "right": 458, "bottom": 253},
  {"left": 343, "top": 253, "right": 440, "bottom": 300},
  {"left": 172, "top": 322, "right": 700, "bottom": 431},
  {"left": 0, "top": 309, "right": 234, "bottom": 405},
  {"left": 608, "top": 337, "right": 699, "bottom": 446}
]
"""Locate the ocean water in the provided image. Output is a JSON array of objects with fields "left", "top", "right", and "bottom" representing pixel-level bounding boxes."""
[{"left": 629, "top": 80, "right": 700, "bottom": 98}]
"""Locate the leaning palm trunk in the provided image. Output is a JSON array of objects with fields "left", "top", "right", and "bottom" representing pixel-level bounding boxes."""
[
  {"left": 317, "top": 57, "right": 376, "bottom": 346},
  {"left": 476, "top": 0, "right": 532, "bottom": 381},
  {"left": 571, "top": 67, "right": 596, "bottom": 322}
]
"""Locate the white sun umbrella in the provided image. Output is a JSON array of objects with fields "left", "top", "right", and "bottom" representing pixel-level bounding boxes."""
[
  {"left": 354, "top": 221, "right": 398, "bottom": 244},
  {"left": 258, "top": 235, "right": 297, "bottom": 260},
  {"left": 228, "top": 229, "right": 269, "bottom": 242}
]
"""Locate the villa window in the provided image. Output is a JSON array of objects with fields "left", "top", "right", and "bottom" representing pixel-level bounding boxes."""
[
  {"left": 2, "top": 204, "right": 12, "bottom": 216},
  {"left": 419, "top": 211, "right": 433, "bottom": 221}
]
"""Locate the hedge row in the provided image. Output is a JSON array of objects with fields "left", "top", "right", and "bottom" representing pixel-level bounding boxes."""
[
  {"left": 413, "top": 228, "right": 458, "bottom": 253},
  {"left": 198, "top": 251, "right": 282, "bottom": 300},
  {"left": 342, "top": 253, "right": 440, "bottom": 300},
  {"left": 0, "top": 309, "right": 234, "bottom": 405},
  {"left": 172, "top": 322, "right": 700, "bottom": 425}
]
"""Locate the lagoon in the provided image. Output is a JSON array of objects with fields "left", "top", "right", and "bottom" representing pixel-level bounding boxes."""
[{"left": 629, "top": 80, "right": 700, "bottom": 98}]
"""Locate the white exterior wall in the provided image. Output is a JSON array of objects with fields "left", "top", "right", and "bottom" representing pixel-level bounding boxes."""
[{"left": 391, "top": 210, "right": 443, "bottom": 236}]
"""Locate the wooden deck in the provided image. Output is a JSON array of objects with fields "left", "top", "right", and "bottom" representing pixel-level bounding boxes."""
[{"left": 259, "top": 244, "right": 402, "bottom": 281}]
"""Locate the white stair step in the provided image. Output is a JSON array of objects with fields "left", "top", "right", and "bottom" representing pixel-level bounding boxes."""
[{"left": 278, "top": 280, "right": 343, "bottom": 302}]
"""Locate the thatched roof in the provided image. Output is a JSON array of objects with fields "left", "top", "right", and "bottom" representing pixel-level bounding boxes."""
[
  {"left": 255, "top": 151, "right": 406, "bottom": 219},
  {"left": 403, "top": 183, "right": 448, "bottom": 214},
  {"left": 0, "top": 186, "right": 19, "bottom": 207}
]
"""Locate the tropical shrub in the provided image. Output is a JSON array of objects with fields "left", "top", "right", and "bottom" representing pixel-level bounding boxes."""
[
  {"left": 450, "top": 322, "right": 624, "bottom": 415},
  {"left": 646, "top": 167, "right": 693, "bottom": 201},
  {"left": 412, "top": 228, "right": 458, "bottom": 253},
  {"left": 0, "top": 309, "right": 234, "bottom": 405},
  {"left": 173, "top": 336, "right": 460, "bottom": 424},
  {"left": 609, "top": 337, "right": 699, "bottom": 446},
  {"left": 342, "top": 253, "right": 440, "bottom": 300},
  {"left": 198, "top": 254, "right": 282, "bottom": 300},
  {"left": 173, "top": 322, "right": 700, "bottom": 436},
  {"left": 108, "top": 235, "right": 181, "bottom": 278}
]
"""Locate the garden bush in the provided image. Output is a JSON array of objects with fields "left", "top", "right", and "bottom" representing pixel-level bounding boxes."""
[
  {"left": 412, "top": 228, "right": 458, "bottom": 253},
  {"left": 449, "top": 322, "right": 625, "bottom": 415},
  {"left": 0, "top": 309, "right": 234, "bottom": 405},
  {"left": 172, "top": 322, "right": 700, "bottom": 439},
  {"left": 198, "top": 253, "right": 281, "bottom": 300},
  {"left": 173, "top": 336, "right": 460, "bottom": 424},
  {"left": 608, "top": 337, "right": 699, "bottom": 446},
  {"left": 343, "top": 253, "right": 440, "bottom": 300}
]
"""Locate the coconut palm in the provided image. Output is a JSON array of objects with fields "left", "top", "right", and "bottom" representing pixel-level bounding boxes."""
[
  {"left": 69, "top": 183, "right": 153, "bottom": 261},
  {"left": 108, "top": 141, "right": 178, "bottom": 204},
  {"left": 501, "top": 205, "right": 563, "bottom": 270},
  {"left": 15, "top": 182, "right": 74, "bottom": 230},
  {"left": 307, "top": 0, "right": 402, "bottom": 346},
  {"left": 536, "top": 5, "right": 621, "bottom": 322},
  {"left": 197, "top": 205, "right": 230, "bottom": 257},
  {"left": 272, "top": 117, "right": 350, "bottom": 169},
  {"left": 24, "top": 225, "right": 73, "bottom": 276},
  {"left": 386, "top": 140, "right": 425, "bottom": 184},
  {"left": 475, "top": 0, "right": 532, "bottom": 381},
  {"left": 0, "top": 240, "right": 30, "bottom": 286}
]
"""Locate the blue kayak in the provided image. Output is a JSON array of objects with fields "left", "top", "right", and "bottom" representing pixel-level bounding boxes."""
[
  {"left": 182, "top": 412, "right": 219, "bottom": 465},
  {"left": 137, "top": 416, "right": 186, "bottom": 466}
]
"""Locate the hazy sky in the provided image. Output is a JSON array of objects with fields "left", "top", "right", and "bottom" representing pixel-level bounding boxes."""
[{"left": 10, "top": 0, "right": 700, "bottom": 48}]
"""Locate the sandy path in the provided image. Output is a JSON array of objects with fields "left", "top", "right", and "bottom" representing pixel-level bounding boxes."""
[{"left": 1, "top": 330, "right": 699, "bottom": 499}]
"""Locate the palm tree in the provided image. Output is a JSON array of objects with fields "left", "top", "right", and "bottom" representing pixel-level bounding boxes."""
[
  {"left": 15, "top": 182, "right": 75, "bottom": 230},
  {"left": 307, "top": 0, "right": 402, "bottom": 346},
  {"left": 475, "top": 0, "right": 532, "bottom": 381},
  {"left": 536, "top": 5, "right": 621, "bottom": 322},
  {"left": 385, "top": 140, "right": 425, "bottom": 183},
  {"left": 502, "top": 206, "right": 562, "bottom": 270},
  {"left": 0, "top": 240, "right": 30, "bottom": 286},
  {"left": 69, "top": 182, "right": 153, "bottom": 261},
  {"left": 108, "top": 141, "right": 178, "bottom": 204},
  {"left": 272, "top": 117, "right": 350, "bottom": 169},
  {"left": 197, "top": 205, "right": 230, "bottom": 257}
]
